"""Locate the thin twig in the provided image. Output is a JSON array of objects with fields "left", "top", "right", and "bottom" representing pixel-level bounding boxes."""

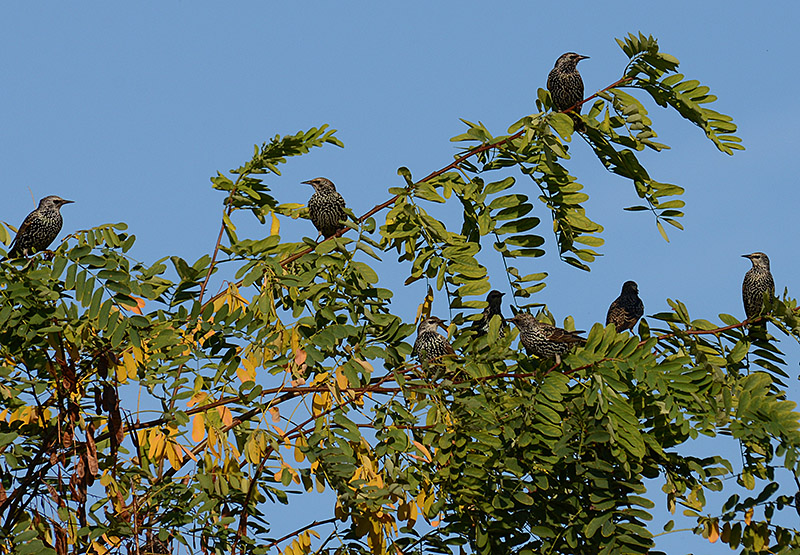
[
  {"left": 199, "top": 74, "right": 635, "bottom": 311},
  {"left": 263, "top": 517, "right": 338, "bottom": 550}
]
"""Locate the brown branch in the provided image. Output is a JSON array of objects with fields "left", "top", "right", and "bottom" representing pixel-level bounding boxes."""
[
  {"left": 275, "top": 130, "right": 526, "bottom": 269},
  {"left": 233, "top": 368, "right": 410, "bottom": 547},
  {"left": 232, "top": 387, "right": 375, "bottom": 552},
  {"left": 563, "top": 75, "right": 634, "bottom": 116},
  {"left": 641, "top": 318, "right": 754, "bottom": 347},
  {"left": 262, "top": 517, "right": 338, "bottom": 550},
  {"left": 198, "top": 222, "right": 227, "bottom": 305},
  {"left": 199, "top": 74, "right": 638, "bottom": 312}
]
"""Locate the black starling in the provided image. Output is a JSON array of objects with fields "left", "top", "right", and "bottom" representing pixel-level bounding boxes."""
[
  {"left": 606, "top": 281, "right": 644, "bottom": 332},
  {"left": 412, "top": 316, "right": 455, "bottom": 364},
  {"left": 547, "top": 52, "right": 590, "bottom": 131},
  {"left": 508, "top": 312, "right": 585, "bottom": 364},
  {"left": 301, "top": 177, "right": 347, "bottom": 239},
  {"left": 474, "top": 290, "right": 506, "bottom": 337},
  {"left": 742, "top": 252, "right": 774, "bottom": 321},
  {"left": 6, "top": 195, "right": 74, "bottom": 259}
]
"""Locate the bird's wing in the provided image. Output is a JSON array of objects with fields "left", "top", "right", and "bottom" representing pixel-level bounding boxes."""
[
  {"left": 443, "top": 340, "right": 456, "bottom": 356},
  {"left": 544, "top": 324, "right": 585, "bottom": 345},
  {"left": 8, "top": 212, "right": 39, "bottom": 253},
  {"left": 633, "top": 299, "right": 645, "bottom": 320},
  {"left": 605, "top": 299, "right": 621, "bottom": 325},
  {"left": 469, "top": 308, "right": 490, "bottom": 331}
]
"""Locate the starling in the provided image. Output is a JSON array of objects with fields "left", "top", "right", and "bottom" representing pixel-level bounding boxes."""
[
  {"left": 6, "top": 195, "right": 74, "bottom": 259},
  {"left": 547, "top": 52, "right": 590, "bottom": 131},
  {"left": 606, "top": 281, "right": 644, "bottom": 332},
  {"left": 742, "top": 252, "right": 775, "bottom": 321},
  {"left": 412, "top": 316, "right": 455, "bottom": 364},
  {"left": 474, "top": 290, "right": 506, "bottom": 337},
  {"left": 508, "top": 312, "right": 585, "bottom": 364},
  {"left": 301, "top": 177, "right": 347, "bottom": 239}
]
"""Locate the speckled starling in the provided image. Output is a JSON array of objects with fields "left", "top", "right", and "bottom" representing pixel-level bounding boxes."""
[
  {"left": 302, "top": 177, "right": 347, "bottom": 239},
  {"left": 412, "top": 316, "right": 455, "bottom": 364},
  {"left": 508, "top": 312, "right": 585, "bottom": 363},
  {"left": 606, "top": 281, "right": 644, "bottom": 332},
  {"left": 6, "top": 195, "right": 74, "bottom": 259},
  {"left": 742, "top": 252, "right": 774, "bottom": 321},
  {"left": 547, "top": 52, "right": 589, "bottom": 131},
  {"left": 474, "top": 290, "right": 506, "bottom": 337}
]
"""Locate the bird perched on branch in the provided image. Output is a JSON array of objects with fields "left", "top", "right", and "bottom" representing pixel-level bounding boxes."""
[
  {"left": 412, "top": 316, "right": 455, "bottom": 365},
  {"left": 474, "top": 290, "right": 506, "bottom": 337},
  {"left": 742, "top": 252, "right": 774, "bottom": 322},
  {"left": 508, "top": 312, "right": 585, "bottom": 365},
  {"left": 301, "top": 177, "right": 347, "bottom": 239},
  {"left": 606, "top": 281, "right": 644, "bottom": 332},
  {"left": 547, "top": 52, "right": 590, "bottom": 131},
  {"left": 5, "top": 195, "right": 74, "bottom": 259}
]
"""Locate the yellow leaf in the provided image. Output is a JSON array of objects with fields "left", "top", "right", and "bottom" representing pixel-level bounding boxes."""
[
  {"left": 91, "top": 541, "right": 110, "bottom": 555},
  {"left": 312, "top": 392, "right": 331, "bottom": 417},
  {"left": 744, "top": 507, "right": 753, "bottom": 525},
  {"left": 217, "top": 406, "right": 233, "bottom": 427},
  {"left": 270, "top": 212, "right": 280, "bottom": 236},
  {"left": 166, "top": 440, "right": 183, "bottom": 470},
  {"left": 336, "top": 367, "right": 349, "bottom": 390},
  {"left": 708, "top": 519, "right": 719, "bottom": 543},
  {"left": 294, "top": 349, "right": 307, "bottom": 366},
  {"left": 186, "top": 391, "right": 209, "bottom": 408},
  {"left": 148, "top": 430, "right": 165, "bottom": 460},
  {"left": 192, "top": 413, "right": 205, "bottom": 442},
  {"left": 242, "top": 351, "right": 260, "bottom": 373},
  {"left": 225, "top": 282, "right": 247, "bottom": 311},
  {"left": 237, "top": 365, "right": 256, "bottom": 384},
  {"left": 415, "top": 285, "right": 435, "bottom": 324},
  {"left": 269, "top": 406, "right": 280, "bottom": 423},
  {"left": 118, "top": 351, "right": 137, "bottom": 384},
  {"left": 411, "top": 440, "right": 432, "bottom": 462},
  {"left": 180, "top": 444, "right": 198, "bottom": 462},
  {"left": 137, "top": 429, "right": 147, "bottom": 450},
  {"left": 126, "top": 296, "right": 146, "bottom": 315},
  {"left": 247, "top": 437, "right": 262, "bottom": 464},
  {"left": 207, "top": 427, "right": 218, "bottom": 449},
  {"left": 354, "top": 358, "right": 373, "bottom": 374}
]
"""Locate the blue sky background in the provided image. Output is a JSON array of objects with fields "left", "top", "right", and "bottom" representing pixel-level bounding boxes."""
[{"left": 2, "top": 2, "right": 799, "bottom": 553}]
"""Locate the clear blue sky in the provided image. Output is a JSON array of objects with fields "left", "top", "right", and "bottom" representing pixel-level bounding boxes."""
[{"left": 2, "top": 2, "right": 798, "bottom": 553}]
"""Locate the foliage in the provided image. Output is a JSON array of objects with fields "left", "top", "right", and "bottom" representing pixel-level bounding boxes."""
[{"left": 0, "top": 33, "right": 798, "bottom": 555}]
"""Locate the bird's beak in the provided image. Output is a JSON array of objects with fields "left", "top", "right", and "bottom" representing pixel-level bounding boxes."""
[
  {"left": 578, "top": 55, "right": 590, "bottom": 60},
  {"left": 61, "top": 200, "right": 75, "bottom": 205},
  {"left": 301, "top": 180, "right": 312, "bottom": 185},
  {"left": 741, "top": 254, "right": 752, "bottom": 259},
  {"left": 437, "top": 320, "right": 449, "bottom": 332}
]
